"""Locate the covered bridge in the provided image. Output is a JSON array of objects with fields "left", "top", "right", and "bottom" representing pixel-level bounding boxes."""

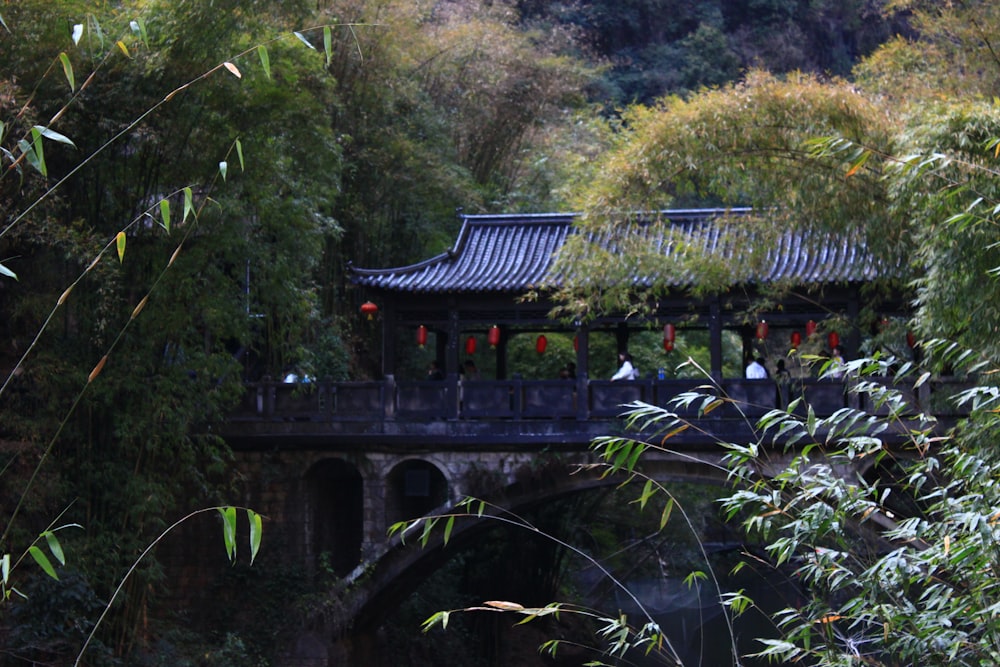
[{"left": 346, "top": 207, "right": 912, "bottom": 420}]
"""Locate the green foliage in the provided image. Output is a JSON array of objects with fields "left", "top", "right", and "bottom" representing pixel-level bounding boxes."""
[
  {"left": 592, "top": 341, "right": 1000, "bottom": 665},
  {"left": 856, "top": 0, "right": 1000, "bottom": 107},
  {"left": 552, "top": 71, "right": 898, "bottom": 319},
  {"left": 519, "top": 0, "right": 898, "bottom": 104}
]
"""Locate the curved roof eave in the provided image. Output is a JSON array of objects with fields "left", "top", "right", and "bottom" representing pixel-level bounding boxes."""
[{"left": 348, "top": 209, "right": 902, "bottom": 295}]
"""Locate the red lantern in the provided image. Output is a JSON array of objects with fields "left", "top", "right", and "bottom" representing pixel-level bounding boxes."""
[
  {"left": 535, "top": 334, "right": 547, "bottom": 354},
  {"left": 806, "top": 320, "right": 817, "bottom": 337},
  {"left": 573, "top": 335, "right": 579, "bottom": 352},
  {"left": 790, "top": 331, "right": 802, "bottom": 349},
  {"left": 416, "top": 325, "right": 428, "bottom": 348},
  {"left": 756, "top": 320, "right": 769, "bottom": 340},
  {"left": 487, "top": 325, "right": 500, "bottom": 349},
  {"left": 360, "top": 301, "right": 378, "bottom": 320},
  {"left": 663, "top": 339, "right": 674, "bottom": 353},
  {"left": 663, "top": 323, "right": 676, "bottom": 344},
  {"left": 465, "top": 336, "right": 477, "bottom": 355},
  {"left": 828, "top": 331, "right": 840, "bottom": 350},
  {"left": 906, "top": 331, "right": 916, "bottom": 348}
]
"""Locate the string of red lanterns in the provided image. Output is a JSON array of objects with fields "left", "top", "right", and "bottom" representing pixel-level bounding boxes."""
[
  {"left": 406, "top": 320, "right": 881, "bottom": 364},
  {"left": 360, "top": 301, "right": 378, "bottom": 320}
]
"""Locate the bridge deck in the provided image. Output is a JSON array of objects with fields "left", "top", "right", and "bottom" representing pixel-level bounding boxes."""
[{"left": 220, "top": 376, "right": 969, "bottom": 448}]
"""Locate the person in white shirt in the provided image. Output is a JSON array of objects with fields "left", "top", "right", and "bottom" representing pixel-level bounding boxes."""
[
  {"left": 611, "top": 352, "right": 638, "bottom": 381},
  {"left": 829, "top": 346, "right": 846, "bottom": 379},
  {"left": 745, "top": 357, "right": 768, "bottom": 379}
]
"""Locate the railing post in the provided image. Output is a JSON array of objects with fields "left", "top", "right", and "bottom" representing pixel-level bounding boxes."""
[
  {"left": 265, "top": 379, "right": 276, "bottom": 416},
  {"left": 576, "top": 376, "right": 588, "bottom": 420},
  {"left": 383, "top": 375, "right": 395, "bottom": 421},
  {"left": 446, "top": 377, "right": 459, "bottom": 420}
]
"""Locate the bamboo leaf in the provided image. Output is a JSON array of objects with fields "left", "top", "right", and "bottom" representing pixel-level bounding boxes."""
[
  {"left": 59, "top": 53, "right": 75, "bottom": 91},
  {"left": 0, "top": 261, "right": 16, "bottom": 280},
  {"left": 159, "top": 199, "right": 170, "bottom": 233},
  {"left": 235, "top": 139, "right": 244, "bottom": 171},
  {"left": 257, "top": 45, "right": 271, "bottom": 79},
  {"left": 182, "top": 187, "right": 194, "bottom": 223},
  {"left": 324, "top": 26, "right": 332, "bottom": 65},
  {"left": 31, "top": 128, "right": 46, "bottom": 176},
  {"left": 1, "top": 553, "right": 9, "bottom": 584},
  {"left": 219, "top": 506, "right": 237, "bottom": 561},
  {"left": 418, "top": 517, "right": 436, "bottom": 547},
  {"left": 443, "top": 515, "right": 455, "bottom": 544},
  {"left": 116, "top": 40, "right": 130, "bottom": 57},
  {"left": 116, "top": 231, "right": 126, "bottom": 262},
  {"left": 421, "top": 611, "right": 449, "bottom": 632},
  {"left": 89, "top": 15, "right": 104, "bottom": 46},
  {"left": 638, "top": 479, "right": 655, "bottom": 510},
  {"left": 223, "top": 62, "right": 242, "bottom": 79},
  {"left": 43, "top": 531, "right": 65, "bottom": 566},
  {"left": 219, "top": 161, "right": 228, "bottom": 181},
  {"left": 28, "top": 546, "right": 58, "bottom": 580},
  {"left": 131, "top": 18, "right": 147, "bottom": 44},
  {"left": 659, "top": 497, "right": 674, "bottom": 530},
  {"left": 844, "top": 150, "right": 870, "bottom": 177},
  {"left": 35, "top": 125, "right": 76, "bottom": 147},
  {"left": 294, "top": 31, "right": 315, "bottom": 49},
  {"left": 72, "top": 23, "right": 84, "bottom": 45},
  {"left": 248, "top": 509, "right": 262, "bottom": 565}
]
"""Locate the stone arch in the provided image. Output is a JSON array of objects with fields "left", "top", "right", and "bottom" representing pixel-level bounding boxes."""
[
  {"left": 384, "top": 458, "right": 449, "bottom": 526},
  {"left": 343, "top": 459, "right": 741, "bottom": 641},
  {"left": 305, "top": 458, "right": 364, "bottom": 576}
]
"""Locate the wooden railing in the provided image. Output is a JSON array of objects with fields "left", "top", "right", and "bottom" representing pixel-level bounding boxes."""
[{"left": 228, "top": 376, "right": 976, "bottom": 424}]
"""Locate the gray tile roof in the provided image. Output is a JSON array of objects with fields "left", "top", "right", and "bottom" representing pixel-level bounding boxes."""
[{"left": 349, "top": 208, "right": 894, "bottom": 294}]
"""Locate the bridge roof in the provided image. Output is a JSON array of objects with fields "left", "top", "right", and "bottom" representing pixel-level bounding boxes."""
[{"left": 349, "top": 208, "right": 895, "bottom": 294}]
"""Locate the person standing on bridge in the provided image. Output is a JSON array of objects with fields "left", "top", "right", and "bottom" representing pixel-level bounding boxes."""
[
  {"left": 745, "top": 356, "right": 768, "bottom": 379},
  {"left": 611, "top": 352, "right": 638, "bottom": 381}
]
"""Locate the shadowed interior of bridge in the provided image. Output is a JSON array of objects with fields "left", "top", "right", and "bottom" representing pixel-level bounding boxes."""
[{"left": 338, "top": 455, "right": 736, "bottom": 638}]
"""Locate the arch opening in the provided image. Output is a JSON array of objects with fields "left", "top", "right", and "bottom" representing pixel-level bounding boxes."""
[
  {"left": 385, "top": 459, "right": 449, "bottom": 526},
  {"left": 306, "top": 458, "right": 363, "bottom": 576}
]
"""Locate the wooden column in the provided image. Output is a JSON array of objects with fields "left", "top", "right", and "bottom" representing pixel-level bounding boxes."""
[
  {"left": 446, "top": 307, "right": 460, "bottom": 418},
  {"left": 615, "top": 322, "right": 629, "bottom": 353},
  {"left": 576, "top": 323, "right": 589, "bottom": 420},
  {"left": 496, "top": 326, "right": 508, "bottom": 380},
  {"left": 709, "top": 297, "right": 723, "bottom": 381},
  {"left": 846, "top": 286, "right": 860, "bottom": 359},
  {"left": 445, "top": 304, "right": 460, "bottom": 378},
  {"left": 381, "top": 296, "right": 396, "bottom": 378}
]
